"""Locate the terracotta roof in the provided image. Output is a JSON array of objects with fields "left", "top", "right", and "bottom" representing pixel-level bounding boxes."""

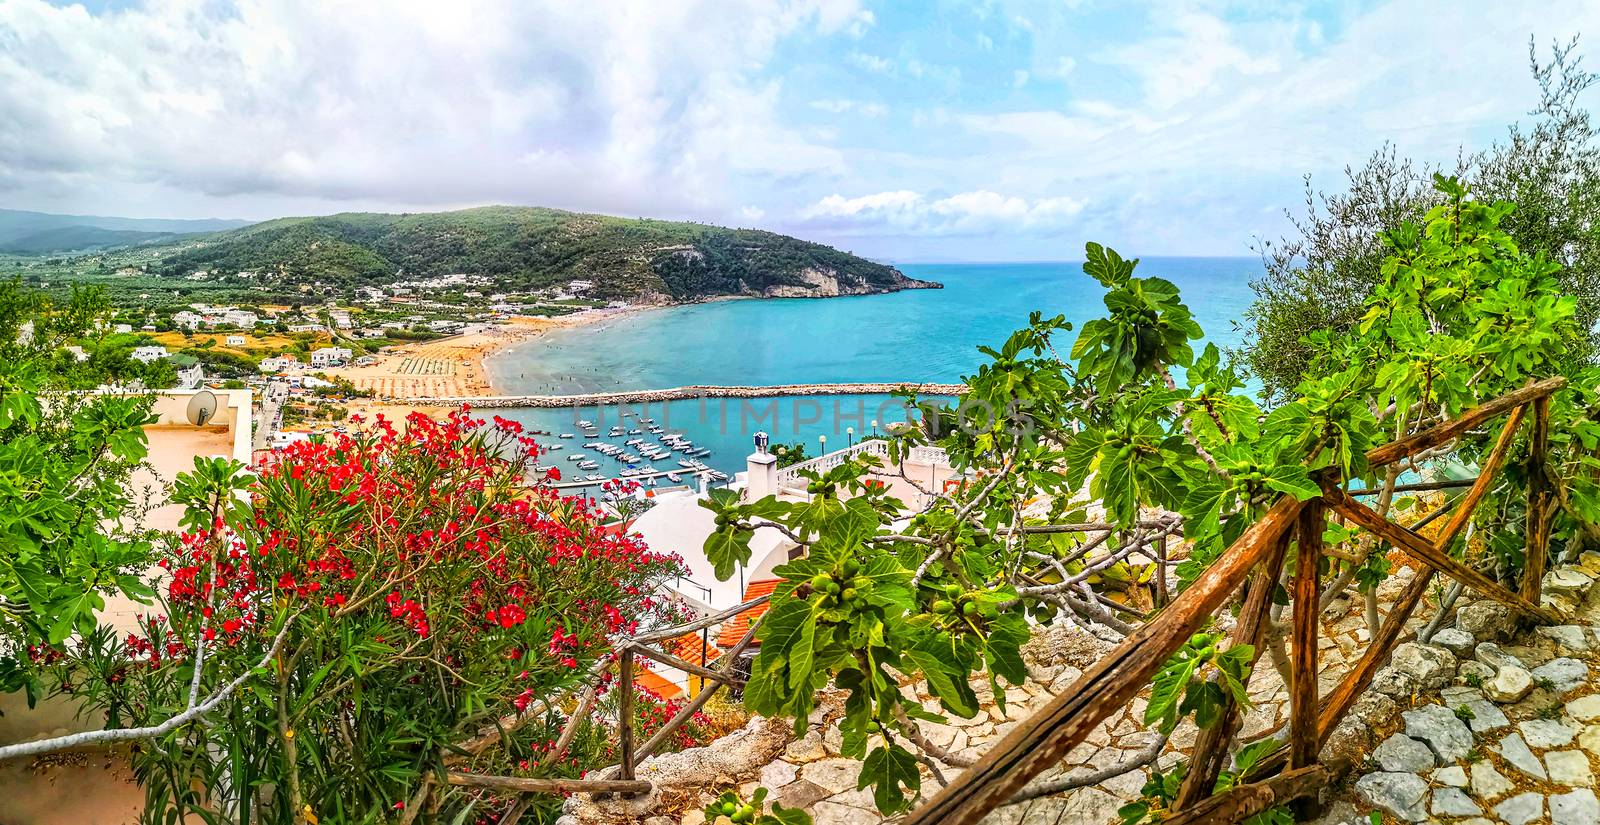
[
  {"left": 669, "top": 632, "right": 723, "bottom": 665},
  {"left": 634, "top": 667, "right": 684, "bottom": 701},
  {"left": 715, "top": 578, "right": 782, "bottom": 649}
]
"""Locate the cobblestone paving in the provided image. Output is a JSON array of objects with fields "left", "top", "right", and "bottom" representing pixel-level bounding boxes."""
[{"left": 1330, "top": 552, "right": 1600, "bottom": 825}]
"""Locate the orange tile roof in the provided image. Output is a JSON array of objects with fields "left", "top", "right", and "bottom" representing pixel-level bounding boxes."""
[
  {"left": 715, "top": 578, "right": 782, "bottom": 649},
  {"left": 634, "top": 667, "right": 684, "bottom": 701},
  {"left": 669, "top": 632, "right": 722, "bottom": 665}
]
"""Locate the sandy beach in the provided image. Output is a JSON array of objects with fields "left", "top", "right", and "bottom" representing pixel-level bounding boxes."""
[
  {"left": 318, "top": 307, "right": 634, "bottom": 399},
  {"left": 317, "top": 305, "right": 657, "bottom": 411}
]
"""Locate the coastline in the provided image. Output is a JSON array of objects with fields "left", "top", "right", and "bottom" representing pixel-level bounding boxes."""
[
  {"left": 316, "top": 305, "right": 666, "bottom": 423},
  {"left": 330, "top": 279, "right": 941, "bottom": 413}
]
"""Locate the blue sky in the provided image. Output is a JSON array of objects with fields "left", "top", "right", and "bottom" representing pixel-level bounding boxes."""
[{"left": 3, "top": 0, "right": 1596, "bottom": 261}]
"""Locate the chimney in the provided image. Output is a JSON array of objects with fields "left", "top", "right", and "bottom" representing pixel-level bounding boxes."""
[{"left": 745, "top": 431, "right": 778, "bottom": 501}]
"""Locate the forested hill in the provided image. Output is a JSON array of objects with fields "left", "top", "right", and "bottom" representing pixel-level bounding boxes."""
[{"left": 153, "top": 206, "right": 937, "bottom": 301}]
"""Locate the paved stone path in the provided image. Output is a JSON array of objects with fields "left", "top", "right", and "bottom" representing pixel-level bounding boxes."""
[{"left": 1333, "top": 553, "right": 1600, "bottom": 825}]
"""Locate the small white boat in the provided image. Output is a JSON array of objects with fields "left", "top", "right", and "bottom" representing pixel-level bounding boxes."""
[
  {"left": 677, "top": 459, "right": 694, "bottom": 468},
  {"left": 546, "top": 444, "right": 564, "bottom": 451},
  {"left": 576, "top": 420, "right": 594, "bottom": 428},
  {"left": 559, "top": 433, "right": 575, "bottom": 439},
  {"left": 667, "top": 472, "right": 681, "bottom": 483},
  {"left": 707, "top": 470, "right": 728, "bottom": 481},
  {"left": 585, "top": 474, "right": 603, "bottom": 481},
  {"left": 628, "top": 429, "right": 642, "bottom": 435}
]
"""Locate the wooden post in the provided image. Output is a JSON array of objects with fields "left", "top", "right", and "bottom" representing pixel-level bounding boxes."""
[
  {"left": 1521, "top": 395, "right": 1552, "bottom": 609},
  {"left": 1290, "top": 501, "right": 1323, "bottom": 818},
  {"left": 1318, "top": 568, "right": 1435, "bottom": 743},
  {"left": 1364, "top": 377, "right": 1564, "bottom": 467},
  {"left": 1160, "top": 765, "right": 1328, "bottom": 825},
  {"left": 1174, "top": 528, "right": 1292, "bottom": 810},
  {"left": 444, "top": 771, "right": 652, "bottom": 796},
  {"left": 618, "top": 648, "right": 635, "bottom": 785}
]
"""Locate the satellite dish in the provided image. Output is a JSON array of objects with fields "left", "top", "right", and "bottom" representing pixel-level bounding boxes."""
[{"left": 187, "top": 390, "right": 219, "bottom": 427}]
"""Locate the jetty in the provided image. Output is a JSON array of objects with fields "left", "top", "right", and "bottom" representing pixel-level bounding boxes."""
[{"left": 397, "top": 381, "right": 966, "bottom": 408}]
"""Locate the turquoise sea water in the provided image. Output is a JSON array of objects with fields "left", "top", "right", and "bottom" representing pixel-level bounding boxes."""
[{"left": 486, "top": 259, "right": 1261, "bottom": 481}]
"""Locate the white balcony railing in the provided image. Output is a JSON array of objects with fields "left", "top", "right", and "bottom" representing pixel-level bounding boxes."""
[{"left": 776, "top": 439, "right": 949, "bottom": 488}]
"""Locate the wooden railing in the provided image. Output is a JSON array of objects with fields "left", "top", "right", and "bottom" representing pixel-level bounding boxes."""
[
  {"left": 448, "top": 378, "right": 1567, "bottom": 824},
  {"left": 904, "top": 376, "right": 1566, "bottom": 824}
]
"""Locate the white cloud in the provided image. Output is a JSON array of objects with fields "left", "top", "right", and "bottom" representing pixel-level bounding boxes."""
[
  {"left": 800, "top": 189, "right": 1084, "bottom": 234},
  {"left": 1098, "top": 10, "right": 1281, "bottom": 110},
  {"left": 809, "top": 98, "right": 887, "bottom": 117},
  {"left": 740, "top": 205, "right": 766, "bottom": 222},
  {"left": 846, "top": 51, "right": 893, "bottom": 74},
  {"left": 1013, "top": 70, "right": 1030, "bottom": 88},
  {"left": 0, "top": 0, "right": 864, "bottom": 220}
]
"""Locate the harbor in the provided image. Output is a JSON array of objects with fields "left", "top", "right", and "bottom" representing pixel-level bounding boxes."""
[{"left": 398, "top": 381, "right": 966, "bottom": 408}]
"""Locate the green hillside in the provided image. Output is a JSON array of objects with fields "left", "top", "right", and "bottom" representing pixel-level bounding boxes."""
[
  {"left": 0, "top": 225, "right": 186, "bottom": 254},
  {"left": 153, "top": 206, "right": 935, "bottom": 301}
]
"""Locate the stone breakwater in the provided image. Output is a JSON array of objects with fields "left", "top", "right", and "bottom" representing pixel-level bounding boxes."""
[{"left": 400, "top": 382, "right": 967, "bottom": 408}]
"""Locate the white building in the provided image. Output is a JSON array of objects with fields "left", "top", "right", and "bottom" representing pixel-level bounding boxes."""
[
  {"left": 226, "top": 335, "right": 247, "bottom": 346},
  {"left": 131, "top": 345, "right": 169, "bottom": 364},
  {"left": 173, "top": 311, "right": 203, "bottom": 330},
  {"left": 309, "top": 347, "right": 353, "bottom": 367},
  {"left": 176, "top": 364, "right": 204, "bottom": 390},
  {"left": 259, "top": 355, "right": 300, "bottom": 373},
  {"left": 223, "top": 310, "right": 258, "bottom": 328},
  {"left": 287, "top": 323, "right": 325, "bottom": 333},
  {"left": 330, "top": 311, "right": 353, "bottom": 329}
]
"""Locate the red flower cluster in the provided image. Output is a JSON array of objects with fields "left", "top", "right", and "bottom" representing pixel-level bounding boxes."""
[{"left": 112, "top": 405, "right": 692, "bottom": 807}]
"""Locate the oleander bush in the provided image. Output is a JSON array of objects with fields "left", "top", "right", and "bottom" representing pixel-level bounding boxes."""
[{"left": 54, "top": 410, "right": 687, "bottom": 824}]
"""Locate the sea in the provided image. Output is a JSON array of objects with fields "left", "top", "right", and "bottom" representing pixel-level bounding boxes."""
[{"left": 484, "top": 259, "right": 1261, "bottom": 485}]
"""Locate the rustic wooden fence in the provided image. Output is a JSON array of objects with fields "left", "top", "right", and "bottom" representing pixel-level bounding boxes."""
[
  {"left": 904, "top": 376, "right": 1565, "bottom": 824},
  {"left": 448, "top": 377, "right": 1566, "bottom": 825}
]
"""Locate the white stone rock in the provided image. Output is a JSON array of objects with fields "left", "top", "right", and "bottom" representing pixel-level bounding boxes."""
[
  {"left": 1431, "top": 786, "right": 1483, "bottom": 817},
  {"left": 1469, "top": 762, "right": 1515, "bottom": 801},
  {"left": 1474, "top": 641, "right": 1526, "bottom": 671},
  {"left": 783, "top": 731, "right": 826, "bottom": 763},
  {"left": 1391, "top": 642, "right": 1457, "bottom": 689},
  {"left": 1538, "top": 625, "right": 1593, "bottom": 653},
  {"left": 1431, "top": 627, "right": 1477, "bottom": 657},
  {"left": 1457, "top": 659, "right": 1496, "bottom": 684},
  {"left": 1371, "top": 666, "right": 1420, "bottom": 697},
  {"left": 1545, "top": 567, "right": 1594, "bottom": 597},
  {"left": 1374, "top": 734, "right": 1437, "bottom": 772},
  {"left": 1402, "top": 704, "right": 1474, "bottom": 762},
  {"left": 759, "top": 762, "right": 798, "bottom": 789},
  {"left": 1056, "top": 788, "right": 1122, "bottom": 825},
  {"left": 1546, "top": 750, "right": 1595, "bottom": 786},
  {"left": 1580, "top": 723, "right": 1600, "bottom": 757},
  {"left": 1493, "top": 733, "right": 1549, "bottom": 780},
  {"left": 1533, "top": 658, "right": 1591, "bottom": 694},
  {"left": 1495, "top": 792, "right": 1545, "bottom": 825},
  {"left": 1430, "top": 764, "right": 1468, "bottom": 787},
  {"left": 1521, "top": 718, "right": 1580, "bottom": 748},
  {"left": 1355, "top": 771, "right": 1430, "bottom": 822},
  {"left": 1551, "top": 788, "right": 1600, "bottom": 825},
  {"left": 1568, "top": 694, "right": 1600, "bottom": 722},
  {"left": 1456, "top": 602, "right": 1512, "bottom": 641},
  {"left": 1487, "top": 664, "right": 1535, "bottom": 703},
  {"left": 798, "top": 758, "right": 862, "bottom": 794}
]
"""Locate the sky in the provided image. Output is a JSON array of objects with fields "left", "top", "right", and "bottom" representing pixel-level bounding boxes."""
[{"left": 2, "top": 0, "right": 1599, "bottom": 262}]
